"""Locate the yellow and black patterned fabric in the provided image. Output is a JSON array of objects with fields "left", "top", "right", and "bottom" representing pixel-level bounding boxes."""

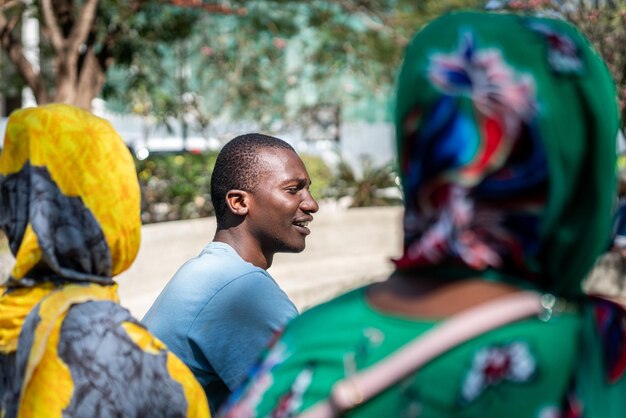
[{"left": 0, "top": 104, "right": 210, "bottom": 417}]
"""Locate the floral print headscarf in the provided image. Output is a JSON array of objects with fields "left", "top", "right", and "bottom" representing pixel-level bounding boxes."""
[{"left": 394, "top": 11, "right": 619, "bottom": 299}]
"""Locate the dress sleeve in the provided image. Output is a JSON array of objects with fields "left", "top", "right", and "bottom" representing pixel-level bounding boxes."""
[{"left": 188, "top": 270, "right": 298, "bottom": 391}]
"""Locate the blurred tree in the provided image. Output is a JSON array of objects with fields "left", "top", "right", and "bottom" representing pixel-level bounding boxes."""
[
  {"left": 0, "top": 0, "right": 239, "bottom": 110},
  {"left": 0, "top": 0, "right": 483, "bottom": 118},
  {"left": 103, "top": 0, "right": 485, "bottom": 126},
  {"left": 104, "top": 1, "right": 306, "bottom": 130},
  {"left": 302, "top": 0, "right": 486, "bottom": 116}
]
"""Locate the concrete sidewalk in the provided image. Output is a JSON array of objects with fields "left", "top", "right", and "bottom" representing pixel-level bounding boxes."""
[
  {"left": 3, "top": 205, "right": 626, "bottom": 315},
  {"left": 117, "top": 206, "right": 403, "bottom": 317}
]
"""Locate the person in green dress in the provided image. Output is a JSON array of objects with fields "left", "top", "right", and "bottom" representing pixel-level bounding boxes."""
[{"left": 220, "top": 11, "right": 626, "bottom": 418}]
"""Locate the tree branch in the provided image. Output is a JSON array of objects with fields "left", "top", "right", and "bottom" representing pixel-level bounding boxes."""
[
  {"left": 68, "top": 0, "right": 99, "bottom": 52},
  {"left": 95, "top": 26, "right": 118, "bottom": 70},
  {"left": 168, "top": 0, "right": 247, "bottom": 15},
  {"left": 75, "top": 48, "right": 105, "bottom": 109},
  {"left": 0, "top": 9, "right": 49, "bottom": 102},
  {"left": 0, "top": 0, "right": 22, "bottom": 12},
  {"left": 334, "top": 0, "right": 407, "bottom": 43},
  {"left": 41, "top": 0, "right": 64, "bottom": 51},
  {"left": 4, "top": 7, "right": 19, "bottom": 32}
]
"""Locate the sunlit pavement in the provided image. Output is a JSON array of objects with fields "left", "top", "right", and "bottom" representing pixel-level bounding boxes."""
[
  {"left": 584, "top": 252, "right": 626, "bottom": 307},
  {"left": 3, "top": 205, "right": 626, "bottom": 316},
  {"left": 117, "top": 206, "right": 403, "bottom": 318}
]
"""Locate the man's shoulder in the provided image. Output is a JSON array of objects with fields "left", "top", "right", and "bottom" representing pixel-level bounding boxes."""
[
  {"left": 208, "top": 268, "right": 288, "bottom": 308},
  {"left": 176, "top": 242, "right": 267, "bottom": 284},
  {"left": 196, "top": 266, "right": 296, "bottom": 319},
  {"left": 169, "top": 251, "right": 281, "bottom": 311}
]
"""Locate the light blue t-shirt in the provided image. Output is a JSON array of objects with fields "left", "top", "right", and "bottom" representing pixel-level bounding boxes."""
[{"left": 142, "top": 242, "right": 298, "bottom": 413}]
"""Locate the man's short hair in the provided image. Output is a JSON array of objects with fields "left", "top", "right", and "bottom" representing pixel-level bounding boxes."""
[{"left": 211, "top": 133, "right": 295, "bottom": 223}]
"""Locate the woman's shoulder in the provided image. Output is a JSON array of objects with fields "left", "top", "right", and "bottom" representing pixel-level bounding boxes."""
[
  {"left": 276, "top": 287, "right": 372, "bottom": 347},
  {"left": 294, "top": 287, "right": 368, "bottom": 324}
]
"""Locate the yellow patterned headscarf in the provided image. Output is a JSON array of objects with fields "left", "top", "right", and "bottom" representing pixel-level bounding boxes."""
[
  {"left": 0, "top": 104, "right": 140, "bottom": 283},
  {"left": 0, "top": 105, "right": 210, "bottom": 417},
  {"left": 0, "top": 103, "right": 140, "bottom": 356}
]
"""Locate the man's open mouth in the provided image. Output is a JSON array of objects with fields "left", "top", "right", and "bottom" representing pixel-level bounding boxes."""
[{"left": 293, "top": 219, "right": 312, "bottom": 235}]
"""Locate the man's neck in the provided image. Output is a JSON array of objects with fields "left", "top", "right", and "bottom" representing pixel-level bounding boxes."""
[{"left": 213, "top": 228, "right": 273, "bottom": 270}]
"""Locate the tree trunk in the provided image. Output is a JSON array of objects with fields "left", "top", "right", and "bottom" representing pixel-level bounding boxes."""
[
  {"left": 53, "top": 51, "right": 78, "bottom": 104},
  {"left": 43, "top": 0, "right": 100, "bottom": 108},
  {"left": 74, "top": 49, "right": 106, "bottom": 110}
]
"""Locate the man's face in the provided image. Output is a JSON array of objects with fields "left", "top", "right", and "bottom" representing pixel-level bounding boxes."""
[{"left": 246, "top": 148, "right": 319, "bottom": 256}]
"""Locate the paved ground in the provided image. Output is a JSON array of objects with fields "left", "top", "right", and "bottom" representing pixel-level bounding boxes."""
[
  {"left": 3, "top": 205, "right": 625, "bottom": 316},
  {"left": 116, "top": 206, "right": 403, "bottom": 317},
  {"left": 584, "top": 251, "right": 626, "bottom": 305}
]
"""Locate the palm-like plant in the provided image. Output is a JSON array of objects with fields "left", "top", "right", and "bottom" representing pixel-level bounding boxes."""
[{"left": 328, "top": 157, "right": 402, "bottom": 207}]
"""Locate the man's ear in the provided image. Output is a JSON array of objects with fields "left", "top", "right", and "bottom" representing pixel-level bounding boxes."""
[{"left": 225, "top": 190, "right": 250, "bottom": 216}]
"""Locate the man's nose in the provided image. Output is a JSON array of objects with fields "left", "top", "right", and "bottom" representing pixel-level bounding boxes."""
[{"left": 302, "top": 190, "right": 319, "bottom": 213}]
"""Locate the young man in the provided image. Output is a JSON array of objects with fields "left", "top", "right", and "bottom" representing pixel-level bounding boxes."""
[{"left": 143, "top": 133, "right": 318, "bottom": 413}]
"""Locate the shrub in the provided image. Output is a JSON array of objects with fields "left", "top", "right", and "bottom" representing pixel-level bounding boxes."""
[
  {"left": 300, "top": 154, "right": 334, "bottom": 202},
  {"left": 135, "top": 152, "right": 336, "bottom": 223},
  {"left": 326, "top": 157, "right": 402, "bottom": 207},
  {"left": 134, "top": 151, "right": 401, "bottom": 223},
  {"left": 135, "top": 152, "right": 217, "bottom": 223}
]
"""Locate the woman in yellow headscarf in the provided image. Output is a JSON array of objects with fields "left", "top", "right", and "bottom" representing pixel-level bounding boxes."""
[{"left": 0, "top": 104, "right": 210, "bottom": 417}]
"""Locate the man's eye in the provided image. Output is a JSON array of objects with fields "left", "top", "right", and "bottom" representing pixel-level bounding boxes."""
[{"left": 286, "top": 188, "right": 299, "bottom": 194}]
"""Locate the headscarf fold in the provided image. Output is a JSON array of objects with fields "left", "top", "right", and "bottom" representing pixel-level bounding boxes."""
[{"left": 394, "top": 11, "right": 619, "bottom": 299}]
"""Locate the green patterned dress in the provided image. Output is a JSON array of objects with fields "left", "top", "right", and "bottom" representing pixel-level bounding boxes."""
[{"left": 222, "top": 287, "right": 581, "bottom": 418}]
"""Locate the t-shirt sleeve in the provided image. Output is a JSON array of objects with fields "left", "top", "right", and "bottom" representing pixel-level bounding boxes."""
[{"left": 187, "top": 270, "right": 298, "bottom": 391}]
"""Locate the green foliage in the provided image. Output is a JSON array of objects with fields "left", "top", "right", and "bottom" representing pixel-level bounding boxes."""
[
  {"left": 300, "top": 154, "right": 334, "bottom": 201},
  {"left": 294, "top": 0, "right": 485, "bottom": 121},
  {"left": 499, "top": 0, "right": 626, "bottom": 129},
  {"left": 1, "top": 0, "right": 485, "bottom": 120},
  {"left": 0, "top": 1, "right": 201, "bottom": 106},
  {"left": 99, "top": 2, "right": 204, "bottom": 126},
  {"left": 327, "top": 157, "right": 402, "bottom": 207},
  {"left": 98, "top": 2, "right": 198, "bottom": 64},
  {"left": 102, "top": 0, "right": 486, "bottom": 126},
  {"left": 135, "top": 150, "right": 404, "bottom": 223},
  {"left": 0, "top": 59, "right": 26, "bottom": 98},
  {"left": 135, "top": 152, "right": 217, "bottom": 223},
  {"left": 135, "top": 150, "right": 339, "bottom": 223},
  {"left": 104, "top": 1, "right": 305, "bottom": 127}
]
